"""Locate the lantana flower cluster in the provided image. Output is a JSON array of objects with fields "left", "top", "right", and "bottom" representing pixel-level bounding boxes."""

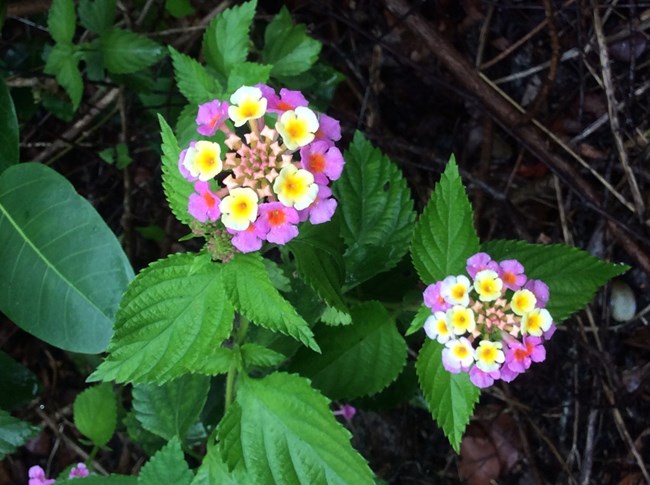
[
  {"left": 28, "top": 463, "right": 89, "bottom": 484},
  {"left": 178, "top": 85, "right": 344, "bottom": 257},
  {"left": 422, "top": 252, "right": 555, "bottom": 388}
]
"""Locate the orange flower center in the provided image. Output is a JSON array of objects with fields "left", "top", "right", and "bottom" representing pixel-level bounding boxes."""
[
  {"left": 203, "top": 192, "right": 216, "bottom": 208},
  {"left": 267, "top": 209, "right": 286, "bottom": 226},
  {"left": 309, "top": 153, "right": 326, "bottom": 173},
  {"left": 503, "top": 272, "right": 516, "bottom": 285}
]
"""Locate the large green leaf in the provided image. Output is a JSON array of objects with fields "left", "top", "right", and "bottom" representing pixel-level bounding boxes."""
[
  {"left": 291, "top": 302, "right": 406, "bottom": 400},
  {"left": 202, "top": 0, "right": 257, "bottom": 81},
  {"left": 483, "top": 240, "right": 629, "bottom": 321},
  {"left": 0, "top": 351, "right": 40, "bottom": 410},
  {"left": 218, "top": 372, "right": 374, "bottom": 484},
  {"left": 226, "top": 62, "right": 272, "bottom": 96},
  {"left": 78, "top": 0, "right": 116, "bottom": 35},
  {"left": 74, "top": 383, "right": 117, "bottom": 447},
  {"left": 48, "top": 0, "right": 76, "bottom": 44},
  {"left": 416, "top": 340, "right": 480, "bottom": 452},
  {"left": 410, "top": 156, "right": 479, "bottom": 284},
  {"left": 287, "top": 222, "right": 347, "bottom": 312},
  {"left": 262, "top": 7, "right": 322, "bottom": 78},
  {"left": 334, "top": 132, "right": 415, "bottom": 288},
  {"left": 159, "top": 114, "right": 193, "bottom": 225},
  {"left": 138, "top": 436, "right": 193, "bottom": 485},
  {"left": 89, "top": 253, "right": 233, "bottom": 384},
  {"left": 0, "top": 409, "right": 40, "bottom": 460},
  {"left": 44, "top": 43, "right": 83, "bottom": 109},
  {"left": 222, "top": 253, "right": 319, "bottom": 352},
  {"left": 0, "top": 163, "right": 133, "bottom": 353},
  {"left": 169, "top": 47, "right": 223, "bottom": 104},
  {"left": 132, "top": 374, "right": 210, "bottom": 442},
  {"left": 192, "top": 443, "right": 248, "bottom": 484},
  {"left": 100, "top": 28, "right": 164, "bottom": 74},
  {"left": 0, "top": 78, "right": 19, "bottom": 174}
]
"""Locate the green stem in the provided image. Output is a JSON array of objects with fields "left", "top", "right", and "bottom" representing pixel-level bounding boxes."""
[
  {"left": 224, "top": 361, "right": 236, "bottom": 412},
  {"left": 224, "top": 316, "right": 251, "bottom": 412}
]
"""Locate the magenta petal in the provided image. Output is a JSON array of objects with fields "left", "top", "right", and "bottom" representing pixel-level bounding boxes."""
[
  {"left": 69, "top": 463, "right": 90, "bottom": 478},
  {"left": 278, "top": 88, "right": 308, "bottom": 109},
  {"left": 525, "top": 279, "right": 550, "bottom": 307},
  {"left": 316, "top": 113, "right": 341, "bottom": 142},
  {"left": 188, "top": 181, "right": 221, "bottom": 222},
  {"left": 196, "top": 99, "right": 229, "bottom": 136},
  {"left": 423, "top": 281, "right": 450, "bottom": 312},
  {"left": 469, "top": 366, "right": 497, "bottom": 388},
  {"left": 466, "top": 252, "right": 498, "bottom": 278},
  {"left": 499, "top": 365, "right": 521, "bottom": 383},
  {"left": 229, "top": 222, "right": 267, "bottom": 253}
]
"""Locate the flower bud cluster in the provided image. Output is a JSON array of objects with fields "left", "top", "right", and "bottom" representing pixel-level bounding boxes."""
[
  {"left": 422, "top": 252, "right": 555, "bottom": 388},
  {"left": 178, "top": 85, "right": 344, "bottom": 257}
]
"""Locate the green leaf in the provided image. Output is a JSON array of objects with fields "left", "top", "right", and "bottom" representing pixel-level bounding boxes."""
[
  {"left": 334, "top": 132, "right": 416, "bottom": 288},
  {"left": 291, "top": 302, "right": 406, "bottom": 400},
  {"left": 405, "top": 305, "right": 431, "bottom": 336},
  {"left": 44, "top": 43, "right": 83, "bottom": 109},
  {"left": 287, "top": 222, "right": 347, "bottom": 312},
  {"left": 226, "top": 62, "right": 272, "bottom": 95},
  {"left": 222, "top": 253, "right": 319, "bottom": 352},
  {"left": 138, "top": 436, "right": 193, "bottom": 485},
  {"left": 57, "top": 476, "right": 137, "bottom": 485},
  {"left": 89, "top": 253, "right": 233, "bottom": 384},
  {"left": 0, "top": 78, "right": 19, "bottom": 174},
  {"left": 0, "top": 163, "right": 133, "bottom": 353},
  {"left": 165, "top": 0, "right": 195, "bottom": 18},
  {"left": 241, "top": 343, "right": 285, "bottom": 369},
  {"left": 0, "top": 352, "right": 40, "bottom": 410},
  {"left": 123, "top": 411, "right": 165, "bottom": 456},
  {"left": 192, "top": 443, "right": 248, "bottom": 484},
  {"left": 78, "top": 0, "right": 116, "bottom": 35},
  {"left": 320, "top": 306, "right": 352, "bottom": 326},
  {"left": 48, "top": 0, "right": 76, "bottom": 44},
  {"left": 0, "top": 409, "right": 40, "bottom": 460},
  {"left": 202, "top": 0, "right": 257, "bottom": 81},
  {"left": 132, "top": 374, "right": 209, "bottom": 442},
  {"left": 482, "top": 240, "right": 629, "bottom": 321},
  {"left": 416, "top": 340, "right": 479, "bottom": 452},
  {"left": 218, "top": 372, "right": 374, "bottom": 484},
  {"left": 100, "top": 28, "right": 164, "bottom": 74},
  {"left": 187, "top": 347, "right": 236, "bottom": 376},
  {"left": 411, "top": 156, "right": 479, "bottom": 284},
  {"left": 159, "top": 114, "right": 193, "bottom": 225},
  {"left": 169, "top": 47, "right": 222, "bottom": 104},
  {"left": 73, "top": 383, "right": 117, "bottom": 447},
  {"left": 262, "top": 7, "right": 322, "bottom": 78}
]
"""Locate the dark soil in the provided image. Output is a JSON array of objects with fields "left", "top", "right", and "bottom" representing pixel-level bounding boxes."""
[{"left": 1, "top": 1, "right": 649, "bottom": 484}]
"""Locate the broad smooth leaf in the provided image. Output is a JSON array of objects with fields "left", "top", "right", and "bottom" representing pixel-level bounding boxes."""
[
  {"left": 291, "top": 301, "right": 406, "bottom": 400},
  {"left": 89, "top": 253, "right": 233, "bottom": 384},
  {"left": 287, "top": 221, "right": 347, "bottom": 312},
  {"left": 0, "top": 163, "right": 133, "bottom": 353},
  {"left": 78, "top": 0, "right": 116, "bottom": 35},
  {"left": 222, "top": 253, "right": 319, "bottom": 352},
  {"left": 202, "top": 0, "right": 257, "bottom": 81},
  {"left": 0, "top": 409, "right": 39, "bottom": 460},
  {"left": 411, "top": 156, "right": 479, "bottom": 284},
  {"left": 159, "top": 114, "right": 193, "bottom": 225},
  {"left": 0, "top": 352, "right": 40, "bottom": 410},
  {"left": 226, "top": 62, "right": 272, "bottom": 96},
  {"left": 169, "top": 47, "right": 222, "bottom": 104},
  {"left": 132, "top": 374, "right": 210, "bottom": 442},
  {"left": 416, "top": 340, "right": 480, "bottom": 452},
  {"left": 334, "top": 132, "right": 415, "bottom": 288},
  {"left": 100, "top": 29, "right": 164, "bottom": 74},
  {"left": 44, "top": 43, "right": 83, "bottom": 109},
  {"left": 483, "top": 240, "right": 629, "bottom": 321},
  {"left": 48, "top": 0, "right": 76, "bottom": 44},
  {"left": 262, "top": 7, "right": 322, "bottom": 78},
  {"left": 0, "top": 78, "right": 19, "bottom": 174},
  {"left": 138, "top": 436, "right": 193, "bottom": 485},
  {"left": 73, "top": 383, "right": 117, "bottom": 447},
  {"left": 218, "top": 372, "right": 374, "bottom": 484}
]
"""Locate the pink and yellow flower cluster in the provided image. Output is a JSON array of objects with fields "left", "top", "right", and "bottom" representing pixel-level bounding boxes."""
[
  {"left": 422, "top": 252, "right": 555, "bottom": 388},
  {"left": 179, "top": 85, "right": 344, "bottom": 254}
]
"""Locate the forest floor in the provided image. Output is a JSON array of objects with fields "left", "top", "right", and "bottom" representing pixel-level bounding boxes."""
[{"left": 1, "top": 1, "right": 650, "bottom": 484}]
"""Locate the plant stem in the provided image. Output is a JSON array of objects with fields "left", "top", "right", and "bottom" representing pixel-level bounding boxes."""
[{"left": 224, "top": 316, "right": 250, "bottom": 411}]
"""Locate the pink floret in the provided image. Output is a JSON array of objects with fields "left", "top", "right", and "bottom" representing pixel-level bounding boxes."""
[
  {"left": 299, "top": 185, "right": 337, "bottom": 224},
  {"left": 196, "top": 99, "right": 229, "bottom": 136},
  {"left": 228, "top": 220, "right": 268, "bottom": 253},
  {"left": 314, "top": 113, "right": 341, "bottom": 144},
  {"left": 423, "top": 281, "right": 451, "bottom": 312},
  {"left": 28, "top": 466, "right": 55, "bottom": 485},
  {"left": 68, "top": 463, "right": 89, "bottom": 478},
  {"left": 498, "top": 259, "right": 527, "bottom": 291},
  {"left": 300, "top": 141, "right": 344, "bottom": 184},
  {"left": 258, "top": 202, "right": 299, "bottom": 245},
  {"left": 469, "top": 366, "right": 500, "bottom": 388},
  {"left": 466, "top": 252, "right": 499, "bottom": 279},
  {"left": 524, "top": 279, "right": 550, "bottom": 307},
  {"left": 188, "top": 181, "right": 221, "bottom": 223}
]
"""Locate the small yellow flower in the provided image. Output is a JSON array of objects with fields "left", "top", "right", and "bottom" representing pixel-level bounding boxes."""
[
  {"left": 275, "top": 107, "right": 319, "bottom": 150},
  {"left": 441, "top": 275, "right": 471, "bottom": 306},
  {"left": 183, "top": 141, "right": 223, "bottom": 181},
  {"left": 521, "top": 308, "right": 553, "bottom": 336},
  {"left": 219, "top": 187, "right": 259, "bottom": 231},
  {"left": 511, "top": 289, "right": 537, "bottom": 316},
  {"left": 424, "top": 311, "right": 452, "bottom": 343},
  {"left": 475, "top": 340, "right": 505, "bottom": 372},
  {"left": 446, "top": 305, "right": 476, "bottom": 335},
  {"left": 228, "top": 86, "right": 267, "bottom": 127},
  {"left": 273, "top": 165, "right": 318, "bottom": 210},
  {"left": 473, "top": 270, "right": 503, "bottom": 302}
]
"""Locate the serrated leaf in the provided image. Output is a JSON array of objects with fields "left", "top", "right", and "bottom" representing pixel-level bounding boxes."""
[
  {"left": 320, "top": 305, "right": 352, "bottom": 326},
  {"left": 217, "top": 401, "right": 245, "bottom": 472},
  {"left": 192, "top": 443, "right": 247, "bottom": 484},
  {"left": 226, "top": 62, "right": 272, "bottom": 95},
  {"left": 262, "top": 7, "right": 322, "bottom": 78},
  {"left": 405, "top": 305, "right": 431, "bottom": 336},
  {"left": 132, "top": 374, "right": 209, "bottom": 442},
  {"left": 0, "top": 163, "right": 133, "bottom": 353},
  {"left": 89, "top": 253, "right": 233, "bottom": 384},
  {"left": 0, "top": 78, "right": 19, "bottom": 174},
  {"left": 138, "top": 436, "right": 193, "bottom": 485},
  {"left": 100, "top": 29, "right": 164, "bottom": 74},
  {"left": 334, "top": 132, "right": 416, "bottom": 288},
  {"left": 219, "top": 372, "right": 374, "bottom": 484},
  {"left": 187, "top": 347, "right": 235, "bottom": 376},
  {"left": 263, "top": 258, "right": 291, "bottom": 292},
  {"left": 123, "top": 411, "right": 165, "bottom": 457},
  {"left": 0, "top": 352, "right": 40, "bottom": 410},
  {"left": 74, "top": 383, "right": 117, "bottom": 447},
  {"left": 78, "top": 0, "right": 116, "bottom": 35},
  {"left": 287, "top": 222, "right": 347, "bottom": 312},
  {"left": 202, "top": 0, "right": 257, "bottom": 81},
  {"left": 411, "top": 156, "right": 479, "bottom": 284},
  {"left": 291, "top": 302, "right": 407, "bottom": 400},
  {"left": 169, "top": 47, "right": 223, "bottom": 104},
  {"left": 48, "top": 0, "right": 76, "bottom": 44},
  {"left": 0, "top": 409, "right": 40, "bottom": 460},
  {"left": 222, "top": 253, "right": 319, "bottom": 352},
  {"left": 483, "top": 240, "right": 629, "bottom": 321},
  {"left": 241, "top": 343, "right": 285, "bottom": 368},
  {"left": 158, "top": 114, "right": 193, "bottom": 225},
  {"left": 44, "top": 43, "right": 83, "bottom": 109},
  {"left": 416, "top": 340, "right": 479, "bottom": 452}
]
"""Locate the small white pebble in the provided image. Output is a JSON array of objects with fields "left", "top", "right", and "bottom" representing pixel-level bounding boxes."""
[{"left": 610, "top": 280, "right": 636, "bottom": 322}]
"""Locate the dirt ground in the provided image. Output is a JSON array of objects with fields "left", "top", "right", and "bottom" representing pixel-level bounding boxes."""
[{"left": 1, "top": 1, "right": 649, "bottom": 484}]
